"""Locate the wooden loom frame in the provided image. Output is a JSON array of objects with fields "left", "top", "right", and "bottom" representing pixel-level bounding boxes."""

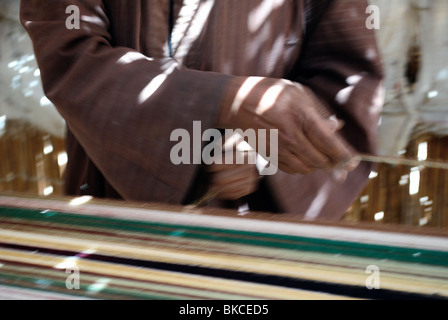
[{"left": 0, "top": 192, "right": 447, "bottom": 300}]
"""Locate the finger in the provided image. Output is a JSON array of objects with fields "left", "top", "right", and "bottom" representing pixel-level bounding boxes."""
[
  {"left": 278, "top": 153, "right": 315, "bottom": 175},
  {"left": 325, "top": 117, "right": 360, "bottom": 171},
  {"left": 212, "top": 165, "right": 258, "bottom": 184},
  {"left": 324, "top": 116, "right": 361, "bottom": 171},
  {"left": 342, "top": 156, "right": 361, "bottom": 172},
  {"left": 212, "top": 176, "right": 258, "bottom": 192},
  {"left": 215, "top": 182, "right": 258, "bottom": 200},
  {"left": 286, "top": 131, "right": 331, "bottom": 169},
  {"left": 216, "top": 186, "right": 256, "bottom": 200},
  {"left": 208, "top": 151, "right": 257, "bottom": 173},
  {"left": 302, "top": 113, "right": 354, "bottom": 166},
  {"left": 326, "top": 116, "right": 345, "bottom": 132},
  {"left": 212, "top": 177, "right": 258, "bottom": 200}
]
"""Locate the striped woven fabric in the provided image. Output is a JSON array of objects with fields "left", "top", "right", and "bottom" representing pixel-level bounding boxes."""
[{"left": 0, "top": 194, "right": 448, "bottom": 300}]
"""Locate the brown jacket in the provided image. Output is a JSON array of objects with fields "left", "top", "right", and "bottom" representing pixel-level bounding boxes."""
[{"left": 21, "top": 0, "right": 383, "bottom": 221}]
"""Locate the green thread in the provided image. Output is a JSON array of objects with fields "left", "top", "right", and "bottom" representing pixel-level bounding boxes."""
[{"left": 1, "top": 207, "right": 448, "bottom": 267}]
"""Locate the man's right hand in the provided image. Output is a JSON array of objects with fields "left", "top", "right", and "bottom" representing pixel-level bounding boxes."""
[{"left": 217, "top": 76, "right": 359, "bottom": 175}]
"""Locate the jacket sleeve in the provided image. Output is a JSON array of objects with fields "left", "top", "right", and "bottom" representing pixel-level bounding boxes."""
[
  {"left": 269, "top": 0, "right": 385, "bottom": 220},
  {"left": 297, "top": 0, "right": 384, "bottom": 155},
  {"left": 20, "top": 0, "right": 234, "bottom": 203}
]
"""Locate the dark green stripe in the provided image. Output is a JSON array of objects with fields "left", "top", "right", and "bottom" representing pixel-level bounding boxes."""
[{"left": 1, "top": 207, "right": 448, "bottom": 266}]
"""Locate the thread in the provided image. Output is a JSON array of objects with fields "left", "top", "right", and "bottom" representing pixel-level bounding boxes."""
[{"left": 357, "top": 154, "right": 448, "bottom": 170}]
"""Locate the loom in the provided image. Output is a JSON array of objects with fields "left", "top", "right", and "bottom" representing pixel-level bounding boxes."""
[{"left": 0, "top": 193, "right": 447, "bottom": 300}]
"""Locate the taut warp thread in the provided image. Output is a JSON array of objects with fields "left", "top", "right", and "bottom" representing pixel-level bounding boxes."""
[{"left": 357, "top": 154, "right": 448, "bottom": 170}]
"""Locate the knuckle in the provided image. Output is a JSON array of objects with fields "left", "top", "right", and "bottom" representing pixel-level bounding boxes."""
[
  {"left": 280, "top": 160, "right": 314, "bottom": 175},
  {"left": 298, "top": 113, "right": 316, "bottom": 134}
]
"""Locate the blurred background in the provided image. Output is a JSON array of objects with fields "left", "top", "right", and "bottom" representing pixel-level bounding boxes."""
[{"left": 1, "top": 0, "right": 447, "bottom": 228}]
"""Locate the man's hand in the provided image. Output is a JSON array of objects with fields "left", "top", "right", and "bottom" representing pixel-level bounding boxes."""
[
  {"left": 207, "top": 133, "right": 260, "bottom": 201},
  {"left": 218, "top": 77, "right": 359, "bottom": 175}
]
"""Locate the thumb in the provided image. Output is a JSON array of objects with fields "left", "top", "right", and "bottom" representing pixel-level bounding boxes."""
[{"left": 326, "top": 115, "right": 345, "bottom": 132}]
